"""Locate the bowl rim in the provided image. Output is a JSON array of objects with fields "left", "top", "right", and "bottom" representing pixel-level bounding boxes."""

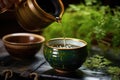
[
  {"left": 45, "top": 37, "right": 87, "bottom": 50},
  {"left": 2, "top": 33, "right": 45, "bottom": 45}
]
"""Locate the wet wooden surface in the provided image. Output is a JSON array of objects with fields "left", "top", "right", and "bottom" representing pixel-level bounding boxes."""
[{"left": 0, "top": 39, "right": 112, "bottom": 80}]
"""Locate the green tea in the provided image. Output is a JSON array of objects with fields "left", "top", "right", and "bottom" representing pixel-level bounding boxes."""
[{"left": 52, "top": 44, "right": 80, "bottom": 49}]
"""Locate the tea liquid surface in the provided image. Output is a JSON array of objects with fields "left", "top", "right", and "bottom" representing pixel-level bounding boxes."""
[{"left": 52, "top": 44, "right": 80, "bottom": 49}]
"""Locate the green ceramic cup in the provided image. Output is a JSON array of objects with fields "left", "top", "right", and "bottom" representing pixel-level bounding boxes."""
[{"left": 43, "top": 38, "right": 88, "bottom": 73}]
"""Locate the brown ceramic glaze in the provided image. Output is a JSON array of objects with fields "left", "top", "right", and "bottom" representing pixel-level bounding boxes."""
[
  {"left": 2, "top": 33, "right": 45, "bottom": 60},
  {"left": 15, "top": 0, "right": 64, "bottom": 32}
]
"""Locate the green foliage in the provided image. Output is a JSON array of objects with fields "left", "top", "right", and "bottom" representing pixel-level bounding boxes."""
[
  {"left": 83, "top": 54, "right": 111, "bottom": 70},
  {"left": 42, "top": 4, "right": 120, "bottom": 77},
  {"left": 84, "top": 54, "right": 120, "bottom": 78},
  {"left": 43, "top": 4, "right": 104, "bottom": 41},
  {"left": 107, "top": 67, "right": 120, "bottom": 76},
  {"left": 42, "top": 4, "right": 120, "bottom": 49}
]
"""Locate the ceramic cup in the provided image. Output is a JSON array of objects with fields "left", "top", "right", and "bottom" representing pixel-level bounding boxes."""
[
  {"left": 43, "top": 38, "right": 88, "bottom": 73},
  {"left": 2, "top": 33, "right": 45, "bottom": 60}
]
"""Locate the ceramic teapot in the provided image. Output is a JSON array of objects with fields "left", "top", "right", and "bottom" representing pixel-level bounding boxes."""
[
  {"left": 0, "top": 0, "right": 64, "bottom": 32},
  {"left": 15, "top": 0, "right": 64, "bottom": 32}
]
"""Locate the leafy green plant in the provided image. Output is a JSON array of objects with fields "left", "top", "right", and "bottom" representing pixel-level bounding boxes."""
[
  {"left": 43, "top": 4, "right": 103, "bottom": 41},
  {"left": 42, "top": 3, "right": 120, "bottom": 77},
  {"left": 42, "top": 4, "right": 120, "bottom": 49},
  {"left": 83, "top": 54, "right": 120, "bottom": 78},
  {"left": 83, "top": 54, "right": 111, "bottom": 71}
]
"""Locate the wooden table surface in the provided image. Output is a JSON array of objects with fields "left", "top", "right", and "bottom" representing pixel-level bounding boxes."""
[{"left": 0, "top": 39, "right": 112, "bottom": 80}]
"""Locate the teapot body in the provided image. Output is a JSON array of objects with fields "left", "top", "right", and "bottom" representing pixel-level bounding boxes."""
[{"left": 15, "top": 0, "right": 64, "bottom": 32}]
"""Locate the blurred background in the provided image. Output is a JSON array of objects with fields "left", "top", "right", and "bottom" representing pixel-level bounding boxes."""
[{"left": 0, "top": 0, "right": 120, "bottom": 79}]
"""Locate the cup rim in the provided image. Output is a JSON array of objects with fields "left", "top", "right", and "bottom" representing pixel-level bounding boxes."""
[
  {"left": 45, "top": 37, "right": 87, "bottom": 50},
  {"left": 2, "top": 33, "right": 45, "bottom": 45}
]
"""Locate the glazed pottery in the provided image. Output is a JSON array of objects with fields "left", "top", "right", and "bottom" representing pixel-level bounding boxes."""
[
  {"left": 2, "top": 33, "right": 45, "bottom": 60},
  {"left": 43, "top": 38, "right": 88, "bottom": 73},
  {"left": 15, "top": 0, "right": 64, "bottom": 32}
]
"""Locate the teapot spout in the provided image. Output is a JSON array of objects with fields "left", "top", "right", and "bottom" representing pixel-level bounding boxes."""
[{"left": 52, "top": 0, "right": 64, "bottom": 19}]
